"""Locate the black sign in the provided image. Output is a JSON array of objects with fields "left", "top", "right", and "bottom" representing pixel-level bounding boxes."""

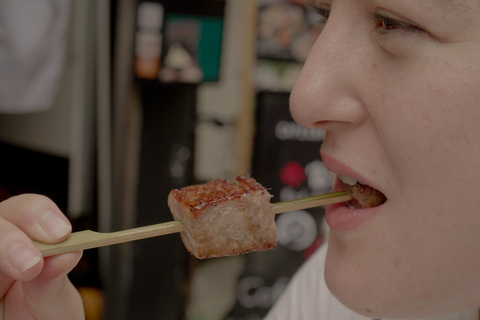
[{"left": 227, "top": 91, "right": 331, "bottom": 319}]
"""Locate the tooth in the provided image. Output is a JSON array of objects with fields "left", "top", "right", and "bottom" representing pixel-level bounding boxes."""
[
  {"left": 346, "top": 202, "right": 356, "bottom": 209},
  {"left": 339, "top": 175, "right": 358, "bottom": 186}
]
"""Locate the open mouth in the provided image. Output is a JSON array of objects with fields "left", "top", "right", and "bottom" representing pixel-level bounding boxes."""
[{"left": 338, "top": 175, "right": 387, "bottom": 209}]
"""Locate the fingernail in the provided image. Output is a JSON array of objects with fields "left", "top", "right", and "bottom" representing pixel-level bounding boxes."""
[
  {"left": 40, "top": 211, "right": 71, "bottom": 239},
  {"left": 7, "top": 243, "right": 42, "bottom": 273}
]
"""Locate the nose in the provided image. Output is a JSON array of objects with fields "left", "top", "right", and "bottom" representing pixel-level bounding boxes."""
[{"left": 290, "top": 9, "right": 370, "bottom": 131}]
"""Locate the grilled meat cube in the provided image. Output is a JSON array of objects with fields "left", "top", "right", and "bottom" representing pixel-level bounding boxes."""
[{"left": 168, "top": 175, "right": 277, "bottom": 259}]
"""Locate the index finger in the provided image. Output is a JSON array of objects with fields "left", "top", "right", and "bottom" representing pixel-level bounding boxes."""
[{"left": 0, "top": 194, "right": 72, "bottom": 244}]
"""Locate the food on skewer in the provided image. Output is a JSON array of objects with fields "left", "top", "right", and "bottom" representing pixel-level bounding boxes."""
[
  {"left": 168, "top": 175, "right": 276, "bottom": 259},
  {"left": 339, "top": 175, "right": 387, "bottom": 209},
  {"left": 344, "top": 183, "right": 386, "bottom": 209}
]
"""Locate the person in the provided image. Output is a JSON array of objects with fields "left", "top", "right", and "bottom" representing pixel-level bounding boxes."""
[
  {"left": 2, "top": 0, "right": 480, "bottom": 319},
  {"left": 0, "top": 0, "right": 85, "bottom": 318},
  {"left": 0, "top": 194, "right": 84, "bottom": 319},
  {"left": 265, "top": 0, "right": 480, "bottom": 319}
]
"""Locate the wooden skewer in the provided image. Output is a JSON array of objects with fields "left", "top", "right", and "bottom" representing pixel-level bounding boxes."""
[
  {"left": 271, "top": 190, "right": 351, "bottom": 214},
  {"left": 34, "top": 191, "right": 351, "bottom": 257}
]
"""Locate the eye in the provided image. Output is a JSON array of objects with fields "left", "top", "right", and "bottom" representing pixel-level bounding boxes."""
[
  {"left": 372, "top": 12, "right": 425, "bottom": 34},
  {"left": 314, "top": 6, "right": 331, "bottom": 20},
  {"left": 306, "top": 2, "right": 330, "bottom": 21},
  {"left": 305, "top": 3, "right": 330, "bottom": 30}
]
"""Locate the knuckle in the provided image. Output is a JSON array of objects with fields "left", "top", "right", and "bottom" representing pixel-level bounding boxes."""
[{"left": 12, "top": 194, "right": 57, "bottom": 215}]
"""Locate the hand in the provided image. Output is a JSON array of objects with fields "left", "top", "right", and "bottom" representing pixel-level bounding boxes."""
[{"left": 0, "top": 194, "right": 85, "bottom": 319}]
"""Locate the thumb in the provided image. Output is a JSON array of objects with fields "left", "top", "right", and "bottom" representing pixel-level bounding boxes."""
[{"left": 22, "top": 252, "right": 85, "bottom": 320}]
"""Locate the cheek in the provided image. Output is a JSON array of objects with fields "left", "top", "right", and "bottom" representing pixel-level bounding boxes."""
[
  {"left": 327, "top": 71, "right": 480, "bottom": 318},
  {"left": 374, "top": 73, "right": 480, "bottom": 257},
  {"left": 373, "top": 64, "right": 480, "bottom": 192},
  {"left": 325, "top": 220, "right": 480, "bottom": 318}
]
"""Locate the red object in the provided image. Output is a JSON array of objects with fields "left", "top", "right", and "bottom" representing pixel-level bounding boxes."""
[{"left": 279, "top": 161, "right": 306, "bottom": 189}]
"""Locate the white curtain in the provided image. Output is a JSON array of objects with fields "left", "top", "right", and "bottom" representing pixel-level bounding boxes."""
[{"left": 0, "top": 0, "right": 71, "bottom": 113}]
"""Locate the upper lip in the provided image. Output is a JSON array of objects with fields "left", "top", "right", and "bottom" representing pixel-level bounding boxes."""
[{"left": 320, "top": 151, "right": 384, "bottom": 195}]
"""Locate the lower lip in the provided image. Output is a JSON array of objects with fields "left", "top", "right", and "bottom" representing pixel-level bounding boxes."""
[{"left": 325, "top": 203, "right": 382, "bottom": 232}]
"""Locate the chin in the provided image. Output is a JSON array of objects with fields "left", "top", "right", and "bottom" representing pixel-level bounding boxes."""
[
  {"left": 323, "top": 268, "right": 424, "bottom": 319},
  {"left": 324, "top": 263, "right": 384, "bottom": 318},
  {"left": 323, "top": 237, "right": 445, "bottom": 320}
]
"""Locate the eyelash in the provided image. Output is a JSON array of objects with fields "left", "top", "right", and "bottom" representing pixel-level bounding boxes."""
[
  {"left": 313, "top": 6, "right": 330, "bottom": 20},
  {"left": 371, "top": 13, "right": 424, "bottom": 34},
  {"left": 312, "top": 6, "right": 425, "bottom": 35}
]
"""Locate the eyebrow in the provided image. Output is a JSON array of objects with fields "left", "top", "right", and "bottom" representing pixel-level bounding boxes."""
[
  {"left": 407, "top": 0, "right": 477, "bottom": 12},
  {"left": 437, "top": 0, "right": 476, "bottom": 9}
]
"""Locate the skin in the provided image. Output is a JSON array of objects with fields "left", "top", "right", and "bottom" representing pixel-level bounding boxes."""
[
  {"left": 0, "top": 194, "right": 84, "bottom": 319},
  {"left": 290, "top": 0, "right": 480, "bottom": 318}
]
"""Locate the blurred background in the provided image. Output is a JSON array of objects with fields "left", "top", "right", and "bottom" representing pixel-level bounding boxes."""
[{"left": 0, "top": 0, "right": 330, "bottom": 319}]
